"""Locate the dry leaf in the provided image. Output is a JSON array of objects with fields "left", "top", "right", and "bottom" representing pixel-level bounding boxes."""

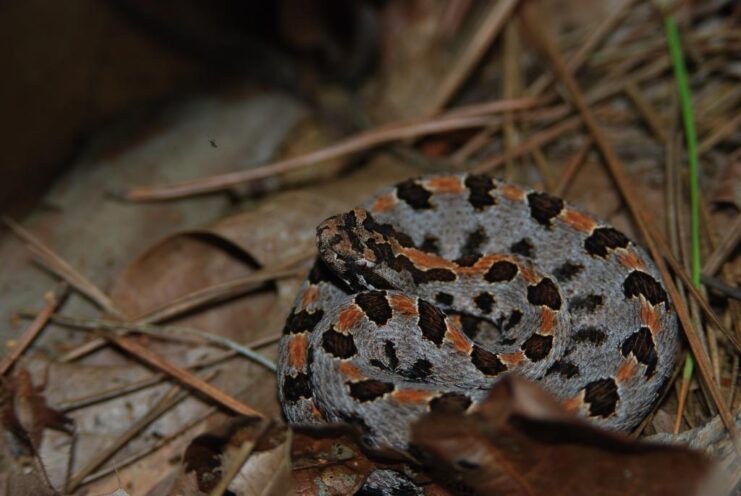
[
  {"left": 0, "top": 368, "right": 73, "bottom": 455},
  {"left": 411, "top": 375, "right": 715, "bottom": 496}
]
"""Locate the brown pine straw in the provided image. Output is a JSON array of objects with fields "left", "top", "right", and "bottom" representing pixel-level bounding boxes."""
[
  {"left": 123, "top": 100, "right": 541, "bottom": 201},
  {"left": 472, "top": 116, "right": 582, "bottom": 173},
  {"left": 0, "top": 282, "right": 68, "bottom": 375},
  {"left": 4, "top": 217, "right": 120, "bottom": 317},
  {"left": 4, "top": 218, "right": 265, "bottom": 419},
  {"left": 553, "top": 138, "right": 592, "bottom": 197},
  {"left": 424, "top": 0, "right": 520, "bottom": 115},
  {"left": 457, "top": 0, "right": 637, "bottom": 162},
  {"left": 701, "top": 215, "right": 741, "bottom": 277},
  {"left": 519, "top": 1, "right": 741, "bottom": 451},
  {"left": 66, "top": 370, "right": 219, "bottom": 492}
]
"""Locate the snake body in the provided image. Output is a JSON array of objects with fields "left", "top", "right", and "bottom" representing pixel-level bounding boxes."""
[{"left": 277, "top": 174, "right": 678, "bottom": 490}]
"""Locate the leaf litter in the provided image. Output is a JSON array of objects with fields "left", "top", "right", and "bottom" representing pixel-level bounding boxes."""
[{"left": 0, "top": 0, "right": 739, "bottom": 494}]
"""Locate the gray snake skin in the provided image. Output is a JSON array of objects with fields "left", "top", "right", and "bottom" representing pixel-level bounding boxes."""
[{"left": 277, "top": 174, "right": 679, "bottom": 493}]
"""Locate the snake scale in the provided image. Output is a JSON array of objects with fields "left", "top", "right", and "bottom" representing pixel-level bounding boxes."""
[{"left": 277, "top": 173, "right": 679, "bottom": 494}]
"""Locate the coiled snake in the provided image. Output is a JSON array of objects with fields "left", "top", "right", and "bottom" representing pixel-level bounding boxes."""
[{"left": 277, "top": 174, "right": 678, "bottom": 493}]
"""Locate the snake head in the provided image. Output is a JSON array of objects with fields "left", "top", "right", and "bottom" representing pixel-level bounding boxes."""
[
  {"left": 317, "top": 208, "right": 373, "bottom": 274},
  {"left": 317, "top": 208, "right": 402, "bottom": 290}
]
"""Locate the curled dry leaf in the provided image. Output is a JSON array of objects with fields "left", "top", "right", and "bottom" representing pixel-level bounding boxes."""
[
  {"left": 150, "top": 417, "right": 292, "bottom": 496},
  {"left": 410, "top": 375, "right": 715, "bottom": 496},
  {"left": 0, "top": 368, "right": 73, "bottom": 455}
]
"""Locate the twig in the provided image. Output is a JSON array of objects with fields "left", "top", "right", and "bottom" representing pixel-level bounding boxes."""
[
  {"left": 7, "top": 219, "right": 267, "bottom": 418},
  {"left": 207, "top": 419, "right": 273, "bottom": 496},
  {"left": 701, "top": 215, "right": 741, "bottom": 276},
  {"left": 527, "top": 0, "right": 639, "bottom": 96},
  {"left": 650, "top": 206, "right": 741, "bottom": 353},
  {"left": 698, "top": 108, "right": 741, "bottom": 156},
  {"left": 134, "top": 267, "right": 301, "bottom": 324},
  {"left": 80, "top": 406, "right": 218, "bottom": 486},
  {"left": 66, "top": 371, "right": 217, "bottom": 492},
  {"left": 123, "top": 112, "right": 513, "bottom": 201},
  {"left": 457, "top": 0, "right": 637, "bottom": 162},
  {"left": 27, "top": 312, "right": 276, "bottom": 372},
  {"left": 0, "top": 283, "right": 68, "bottom": 375},
  {"left": 519, "top": 0, "right": 741, "bottom": 449},
  {"left": 624, "top": 81, "right": 668, "bottom": 143},
  {"left": 4, "top": 217, "right": 123, "bottom": 318},
  {"left": 553, "top": 138, "right": 592, "bottom": 196},
  {"left": 424, "top": 0, "right": 520, "bottom": 115},
  {"left": 59, "top": 254, "right": 307, "bottom": 362},
  {"left": 472, "top": 117, "right": 582, "bottom": 172},
  {"left": 700, "top": 275, "right": 741, "bottom": 301}
]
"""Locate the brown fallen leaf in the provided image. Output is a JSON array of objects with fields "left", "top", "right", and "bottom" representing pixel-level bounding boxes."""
[
  {"left": 148, "top": 417, "right": 291, "bottom": 496},
  {"left": 411, "top": 375, "right": 716, "bottom": 496},
  {"left": 0, "top": 368, "right": 73, "bottom": 456}
]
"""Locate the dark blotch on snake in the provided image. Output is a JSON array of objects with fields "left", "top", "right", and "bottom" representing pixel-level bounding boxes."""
[
  {"left": 471, "top": 345, "right": 507, "bottom": 376},
  {"left": 569, "top": 294, "right": 604, "bottom": 315},
  {"left": 348, "top": 380, "right": 395, "bottom": 402},
  {"left": 419, "top": 235, "right": 440, "bottom": 254},
  {"left": 527, "top": 191, "right": 564, "bottom": 227},
  {"left": 484, "top": 260, "right": 518, "bottom": 283},
  {"left": 623, "top": 270, "right": 668, "bottom": 306},
  {"left": 553, "top": 261, "right": 584, "bottom": 282},
  {"left": 429, "top": 392, "right": 472, "bottom": 413},
  {"left": 400, "top": 359, "right": 433, "bottom": 381},
  {"left": 621, "top": 327, "right": 658, "bottom": 377},
  {"left": 283, "top": 373, "right": 312, "bottom": 402},
  {"left": 435, "top": 292, "right": 454, "bottom": 306},
  {"left": 546, "top": 360, "right": 580, "bottom": 379},
  {"left": 283, "top": 308, "right": 325, "bottom": 335},
  {"left": 527, "top": 278, "right": 562, "bottom": 310},
  {"left": 455, "top": 226, "right": 488, "bottom": 265},
  {"left": 510, "top": 238, "right": 535, "bottom": 258},
  {"left": 417, "top": 300, "right": 447, "bottom": 346},
  {"left": 473, "top": 292, "right": 495, "bottom": 313},
  {"left": 322, "top": 328, "right": 358, "bottom": 359},
  {"left": 459, "top": 314, "right": 482, "bottom": 339},
  {"left": 573, "top": 326, "right": 608, "bottom": 345},
  {"left": 464, "top": 174, "right": 497, "bottom": 210},
  {"left": 361, "top": 212, "right": 415, "bottom": 248},
  {"left": 355, "top": 290, "right": 392, "bottom": 326},
  {"left": 522, "top": 334, "right": 553, "bottom": 362},
  {"left": 584, "top": 378, "right": 619, "bottom": 418},
  {"left": 396, "top": 179, "right": 432, "bottom": 210},
  {"left": 584, "top": 227, "right": 630, "bottom": 258}
]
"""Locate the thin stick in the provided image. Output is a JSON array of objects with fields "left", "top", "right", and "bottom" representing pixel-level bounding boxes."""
[
  {"left": 60, "top": 334, "right": 280, "bottom": 412},
  {"left": 66, "top": 371, "right": 217, "bottom": 492},
  {"left": 133, "top": 267, "right": 301, "bottom": 324},
  {"left": 123, "top": 113, "right": 505, "bottom": 201},
  {"left": 472, "top": 117, "right": 582, "bottom": 172},
  {"left": 526, "top": 0, "right": 639, "bottom": 97},
  {"left": 698, "top": 109, "right": 741, "bottom": 155},
  {"left": 79, "top": 406, "right": 218, "bottom": 486},
  {"left": 424, "top": 0, "right": 520, "bottom": 115},
  {"left": 4, "top": 217, "right": 123, "bottom": 318},
  {"left": 207, "top": 419, "right": 273, "bottom": 496},
  {"left": 6, "top": 220, "right": 267, "bottom": 418},
  {"left": 701, "top": 215, "right": 741, "bottom": 276},
  {"left": 458, "top": 0, "right": 637, "bottom": 160},
  {"left": 31, "top": 313, "right": 276, "bottom": 372},
  {"left": 650, "top": 211, "right": 741, "bottom": 353},
  {"left": 58, "top": 350, "right": 235, "bottom": 412},
  {"left": 624, "top": 81, "right": 668, "bottom": 143},
  {"left": 60, "top": 252, "right": 310, "bottom": 362},
  {"left": 553, "top": 138, "right": 592, "bottom": 197},
  {"left": 519, "top": 1, "right": 741, "bottom": 448},
  {"left": 0, "top": 283, "right": 68, "bottom": 375}
]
